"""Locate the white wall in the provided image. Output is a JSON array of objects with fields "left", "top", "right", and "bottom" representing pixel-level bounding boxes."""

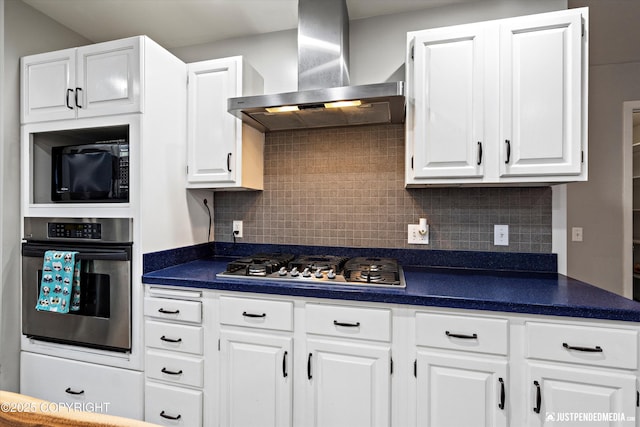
[
  {"left": 1, "top": 0, "right": 88, "bottom": 392},
  {"left": 567, "top": 0, "right": 640, "bottom": 296},
  {"left": 171, "top": 0, "right": 567, "bottom": 93}
]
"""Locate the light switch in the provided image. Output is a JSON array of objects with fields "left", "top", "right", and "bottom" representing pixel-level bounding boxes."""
[{"left": 494, "top": 225, "right": 509, "bottom": 246}]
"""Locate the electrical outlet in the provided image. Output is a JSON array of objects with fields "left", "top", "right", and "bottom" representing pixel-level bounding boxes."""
[
  {"left": 494, "top": 225, "right": 509, "bottom": 246},
  {"left": 571, "top": 227, "right": 583, "bottom": 242},
  {"left": 408, "top": 224, "right": 429, "bottom": 245},
  {"left": 233, "top": 220, "right": 243, "bottom": 238}
]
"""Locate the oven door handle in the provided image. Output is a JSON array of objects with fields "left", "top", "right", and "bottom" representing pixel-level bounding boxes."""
[{"left": 22, "top": 246, "right": 130, "bottom": 261}]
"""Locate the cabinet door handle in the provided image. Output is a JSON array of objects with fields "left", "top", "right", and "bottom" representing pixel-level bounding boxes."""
[
  {"left": 66, "top": 89, "right": 74, "bottom": 109},
  {"left": 161, "top": 367, "right": 183, "bottom": 376},
  {"left": 333, "top": 320, "right": 360, "bottom": 328},
  {"left": 160, "top": 335, "right": 182, "bottom": 343},
  {"left": 227, "top": 152, "right": 232, "bottom": 172},
  {"left": 505, "top": 139, "right": 511, "bottom": 164},
  {"left": 160, "top": 411, "right": 182, "bottom": 421},
  {"left": 445, "top": 331, "right": 478, "bottom": 340},
  {"left": 477, "top": 141, "right": 483, "bottom": 165},
  {"left": 65, "top": 387, "right": 84, "bottom": 395},
  {"left": 498, "top": 377, "right": 505, "bottom": 410},
  {"left": 533, "top": 380, "right": 541, "bottom": 414},
  {"left": 282, "top": 351, "right": 288, "bottom": 378},
  {"left": 307, "top": 353, "right": 312, "bottom": 380},
  {"left": 75, "top": 87, "right": 83, "bottom": 108},
  {"left": 158, "top": 308, "right": 180, "bottom": 314},
  {"left": 562, "top": 342, "right": 603, "bottom": 353},
  {"left": 242, "top": 311, "right": 266, "bottom": 318}
]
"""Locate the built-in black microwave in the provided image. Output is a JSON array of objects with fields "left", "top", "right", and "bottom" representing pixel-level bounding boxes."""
[{"left": 51, "top": 139, "right": 129, "bottom": 202}]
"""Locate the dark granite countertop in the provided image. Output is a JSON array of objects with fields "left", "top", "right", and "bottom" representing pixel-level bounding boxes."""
[{"left": 142, "top": 243, "right": 640, "bottom": 323}]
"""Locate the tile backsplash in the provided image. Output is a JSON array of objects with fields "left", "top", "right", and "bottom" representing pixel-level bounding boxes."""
[{"left": 214, "top": 124, "right": 552, "bottom": 253}]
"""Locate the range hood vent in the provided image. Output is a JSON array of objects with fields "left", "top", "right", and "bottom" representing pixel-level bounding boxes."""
[{"left": 228, "top": 0, "right": 405, "bottom": 132}]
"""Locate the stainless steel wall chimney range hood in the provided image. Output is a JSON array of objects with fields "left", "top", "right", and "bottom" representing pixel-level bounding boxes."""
[{"left": 228, "top": 0, "right": 405, "bottom": 132}]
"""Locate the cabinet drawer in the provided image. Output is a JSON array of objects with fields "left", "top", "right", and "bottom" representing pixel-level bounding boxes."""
[
  {"left": 526, "top": 322, "right": 638, "bottom": 369},
  {"left": 145, "top": 320, "right": 203, "bottom": 355},
  {"left": 145, "top": 382, "right": 202, "bottom": 426},
  {"left": 146, "top": 349, "right": 204, "bottom": 388},
  {"left": 20, "top": 352, "right": 143, "bottom": 420},
  {"left": 144, "top": 296, "right": 202, "bottom": 324},
  {"left": 220, "top": 296, "right": 293, "bottom": 331},
  {"left": 306, "top": 303, "right": 391, "bottom": 342},
  {"left": 416, "top": 312, "right": 508, "bottom": 355}
]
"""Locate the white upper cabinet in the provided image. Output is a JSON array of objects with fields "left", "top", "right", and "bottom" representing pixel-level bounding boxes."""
[
  {"left": 410, "top": 24, "right": 487, "bottom": 179},
  {"left": 499, "top": 11, "right": 583, "bottom": 178},
  {"left": 406, "top": 8, "right": 588, "bottom": 186},
  {"left": 186, "top": 57, "right": 264, "bottom": 190},
  {"left": 21, "top": 37, "right": 142, "bottom": 123}
]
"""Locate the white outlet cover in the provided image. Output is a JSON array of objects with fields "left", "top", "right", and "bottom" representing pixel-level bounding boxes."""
[
  {"left": 408, "top": 224, "right": 429, "bottom": 245},
  {"left": 494, "top": 225, "right": 509, "bottom": 246}
]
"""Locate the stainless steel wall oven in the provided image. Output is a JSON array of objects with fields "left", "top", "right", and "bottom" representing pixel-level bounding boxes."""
[{"left": 22, "top": 217, "right": 133, "bottom": 352}]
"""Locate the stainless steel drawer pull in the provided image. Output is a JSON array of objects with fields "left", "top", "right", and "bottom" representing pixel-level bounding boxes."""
[
  {"left": 65, "top": 387, "right": 84, "bottom": 395},
  {"left": 333, "top": 320, "right": 360, "bottom": 328},
  {"left": 158, "top": 308, "right": 180, "bottom": 314},
  {"left": 160, "top": 411, "right": 182, "bottom": 420},
  {"left": 562, "top": 342, "right": 603, "bottom": 352},
  {"left": 242, "top": 311, "right": 266, "bottom": 318},
  {"left": 445, "top": 331, "right": 478, "bottom": 339},
  {"left": 161, "top": 367, "right": 183, "bottom": 376},
  {"left": 160, "top": 335, "right": 182, "bottom": 343}
]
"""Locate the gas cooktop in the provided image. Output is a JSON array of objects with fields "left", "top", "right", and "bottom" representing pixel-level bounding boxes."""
[{"left": 217, "top": 253, "right": 406, "bottom": 288}]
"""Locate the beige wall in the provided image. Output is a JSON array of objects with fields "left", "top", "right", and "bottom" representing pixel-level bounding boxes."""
[
  {"left": 1, "top": 0, "right": 88, "bottom": 392},
  {"left": 567, "top": 0, "right": 640, "bottom": 296}
]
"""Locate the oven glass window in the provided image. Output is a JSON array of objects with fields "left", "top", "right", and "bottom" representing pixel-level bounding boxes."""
[{"left": 37, "top": 270, "right": 110, "bottom": 318}]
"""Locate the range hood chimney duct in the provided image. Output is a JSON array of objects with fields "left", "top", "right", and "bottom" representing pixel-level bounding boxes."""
[
  {"left": 297, "top": 0, "right": 350, "bottom": 91},
  {"left": 228, "top": 0, "right": 405, "bottom": 132}
]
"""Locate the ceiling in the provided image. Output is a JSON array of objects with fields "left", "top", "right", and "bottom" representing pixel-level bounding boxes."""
[{"left": 20, "top": 0, "right": 481, "bottom": 49}]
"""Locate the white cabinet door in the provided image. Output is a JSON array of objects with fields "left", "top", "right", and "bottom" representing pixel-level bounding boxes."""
[
  {"left": 187, "top": 58, "right": 240, "bottom": 185},
  {"left": 76, "top": 37, "right": 141, "bottom": 118},
  {"left": 21, "top": 49, "right": 77, "bottom": 123},
  {"left": 305, "top": 338, "right": 391, "bottom": 427},
  {"left": 219, "top": 330, "right": 293, "bottom": 427},
  {"left": 20, "top": 352, "right": 144, "bottom": 420},
  {"left": 499, "top": 12, "right": 583, "bottom": 177},
  {"left": 411, "top": 25, "right": 486, "bottom": 179},
  {"left": 20, "top": 37, "right": 141, "bottom": 124},
  {"left": 416, "top": 351, "right": 508, "bottom": 427},
  {"left": 526, "top": 362, "right": 636, "bottom": 427}
]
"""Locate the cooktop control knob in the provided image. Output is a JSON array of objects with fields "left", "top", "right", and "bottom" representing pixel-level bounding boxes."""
[
  {"left": 327, "top": 269, "right": 336, "bottom": 279},
  {"left": 314, "top": 269, "right": 323, "bottom": 278},
  {"left": 302, "top": 268, "right": 311, "bottom": 278},
  {"left": 278, "top": 267, "right": 287, "bottom": 276},
  {"left": 290, "top": 267, "right": 299, "bottom": 277}
]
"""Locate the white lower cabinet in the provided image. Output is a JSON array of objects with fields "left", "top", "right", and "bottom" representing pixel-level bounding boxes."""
[
  {"left": 219, "top": 330, "right": 292, "bottom": 427},
  {"left": 523, "top": 320, "right": 639, "bottom": 426},
  {"left": 304, "top": 303, "right": 392, "bottom": 427},
  {"left": 145, "top": 382, "right": 203, "bottom": 425},
  {"left": 414, "top": 311, "right": 509, "bottom": 427},
  {"left": 416, "top": 351, "right": 508, "bottom": 427},
  {"left": 305, "top": 338, "right": 392, "bottom": 427},
  {"left": 143, "top": 287, "right": 206, "bottom": 426},
  {"left": 525, "top": 362, "right": 636, "bottom": 427},
  {"left": 141, "top": 287, "right": 640, "bottom": 427},
  {"left": 20, "top": 352, "right": 144, "bottom": 420}
]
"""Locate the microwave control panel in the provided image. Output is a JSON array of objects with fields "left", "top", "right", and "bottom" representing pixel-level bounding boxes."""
[{"left": 47, "top": 222, "right": 102, "bottom": 240}]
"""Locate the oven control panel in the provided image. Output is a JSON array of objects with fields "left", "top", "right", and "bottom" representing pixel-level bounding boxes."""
[{"left": 47, "top": 222, "right": 102, "bottom": 239}]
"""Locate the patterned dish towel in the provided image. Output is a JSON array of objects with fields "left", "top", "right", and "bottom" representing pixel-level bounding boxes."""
[{"left": 35, "top": 250, "right": 80, "bottom": 313}]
